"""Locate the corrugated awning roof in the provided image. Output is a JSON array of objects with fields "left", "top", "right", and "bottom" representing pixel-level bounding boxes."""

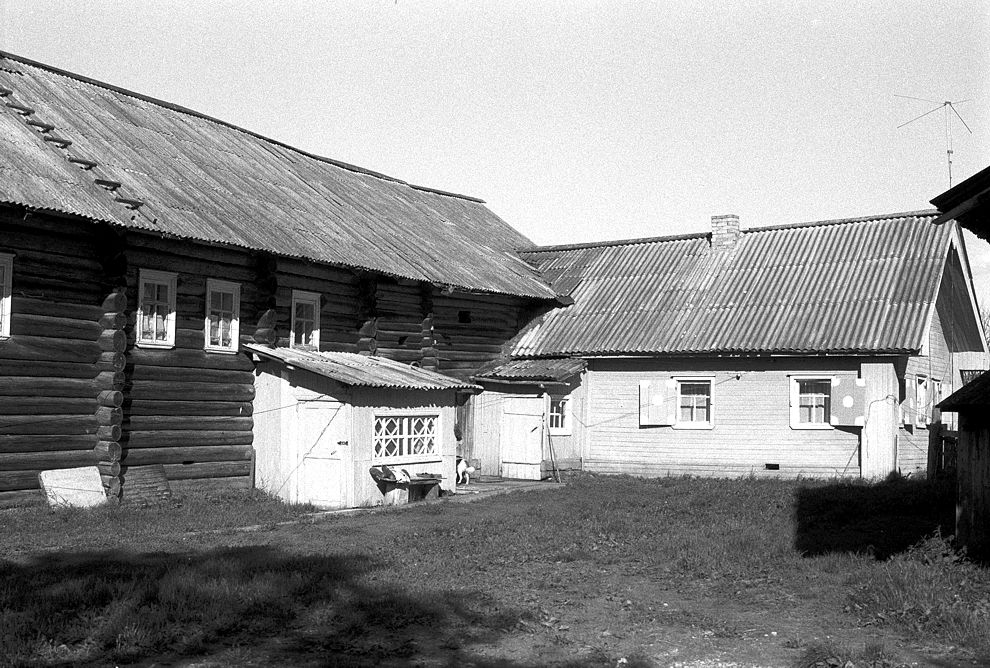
[
  {"left": 475, "top": 358, "right": 586, "bottom": 383},
  {"left": 514, "top": 211, "right": 953, "bottom": 357},
  {"left": 0, "top": 51, "right": 556, "bottom": 300},
  {"left": 246, "top": 344, "right": 482, "bottom": 391}
]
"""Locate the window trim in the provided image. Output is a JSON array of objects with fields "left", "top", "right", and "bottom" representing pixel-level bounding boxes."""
[
  {"left": 0, "top": 252, "right": 12, "bottom": 339},
  {"left": 789, "top": 375, "right": 835, "bottom": 430},
  {"left": 290, "top": 289, "right": 321, "bottom": 350},
  {"left": 673, "top": 376, "right": 714, "bottom": 430},
  {"left": 915, "top": 375, "right": 930, "bottom": 429},
  {"left": 136, "top": 269, "right": 177, "bottom": 349},
  {"left": 204, "top": 279, "right": 241, "bottom": 353},
  {"left": 547, "top": 395, "right": 571, "bottom": 436},
  {"left": 372, "top": 409, "right": 442, "bottom": 465}
]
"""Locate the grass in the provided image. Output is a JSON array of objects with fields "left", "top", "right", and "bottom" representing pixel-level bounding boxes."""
[{"left": 1, "top": 474, "right": 988, "bottom": 666}]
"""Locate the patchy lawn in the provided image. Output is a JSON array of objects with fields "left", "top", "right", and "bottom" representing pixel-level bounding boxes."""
[{"left": 1, "top": 475, "right": 988, "bottom": 667}]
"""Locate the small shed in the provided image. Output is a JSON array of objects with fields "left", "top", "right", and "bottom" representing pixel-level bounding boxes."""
[
  {"left": 938, "top": 373, "right": 990, "bottom": 559},
  {"left": 248, "top": 344, "right": 481, "bottom": 509}
]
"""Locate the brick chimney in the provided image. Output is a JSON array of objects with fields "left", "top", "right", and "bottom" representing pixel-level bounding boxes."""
[{"left": 711, "top": 214, "right": 741, "bottom": 250}]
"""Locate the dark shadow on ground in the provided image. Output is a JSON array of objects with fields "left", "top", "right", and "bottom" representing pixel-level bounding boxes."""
[
  {"left": 793, "top": 476, "right": 956, "bottom": 560},
  {"left": 0, "top": 546, "right": 582, "bottom": 667}
]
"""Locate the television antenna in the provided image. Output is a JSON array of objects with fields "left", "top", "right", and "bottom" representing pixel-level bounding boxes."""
[{"left": 895, "top": 94, "right": 973, "bottom": 187}]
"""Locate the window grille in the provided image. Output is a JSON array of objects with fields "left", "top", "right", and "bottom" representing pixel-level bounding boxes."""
[{"left": 374, "top": 415, "right": 437, "bottom": 459}]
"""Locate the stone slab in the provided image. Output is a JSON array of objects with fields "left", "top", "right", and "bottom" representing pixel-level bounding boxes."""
[{"left": 38, "top": 466, "right": 107, "bottom": 508}]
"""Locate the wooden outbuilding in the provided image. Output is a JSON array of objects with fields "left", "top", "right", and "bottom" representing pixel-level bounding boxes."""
[
  {"left": 932, "top": 164, "right": 990, "bottom": 557},
  {"left": 249, "top": 344, "right": 480, "bottom": 508}
]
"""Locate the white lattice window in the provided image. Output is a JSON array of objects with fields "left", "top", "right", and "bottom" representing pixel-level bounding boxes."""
[
  {"left": 137, "top": 269, "right": 177, "bottom": 348},
  {"left": 291, "top": 290, "right": 320, "bottom": 349},
  {"left": 676, "top": 379, "right": 712, "bottom": 428},
  {"left": 374, "top": 414, "right": 438, "bottom": 460},
  {"left": 205, "top": 279, "right": 240, "bottom": 352},
  {"left": 0, "top": 253, "right": 12, "bottom": 338}
]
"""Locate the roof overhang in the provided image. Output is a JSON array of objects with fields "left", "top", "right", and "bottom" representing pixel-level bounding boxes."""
[{"left": 246, "top": 344, "right": 482, "bottom": 392}]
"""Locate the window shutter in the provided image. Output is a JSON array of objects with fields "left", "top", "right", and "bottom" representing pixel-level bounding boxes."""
[
  {"left": 639, "top": 379, "right": 674, "bottom": 426},
  {"left": 829, "top": 374, "right": 865, "bottom": 426},
  {"left": 902, "top": 375, "right": 916, "bottom": 426}
]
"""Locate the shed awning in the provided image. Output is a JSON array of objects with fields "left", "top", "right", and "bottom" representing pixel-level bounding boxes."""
[
  {"left": 246, "top": 344, "right": 482, "bottom": 391},
  {"left": 474, "top": 358, "right": 586, "bottom": 384},
  {"left": 938, "top": 370, "right": 990, "bottom": 411}
]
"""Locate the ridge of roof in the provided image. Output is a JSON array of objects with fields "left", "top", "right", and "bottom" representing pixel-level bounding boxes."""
[
  {"left": 0, "top": 50, "right": 485, "bottom": 204},
  {"left": 522, "top": 209, "right": 939, "bottom": 254}
]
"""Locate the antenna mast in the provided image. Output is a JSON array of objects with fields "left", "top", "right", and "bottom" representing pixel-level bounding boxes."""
[{"left": 895, "top": 94, "right": 973, "bottom": 187}]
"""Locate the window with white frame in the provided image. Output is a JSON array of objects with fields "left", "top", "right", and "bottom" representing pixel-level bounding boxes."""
[
  {"left": 137, "top": 269, "right": 177, "bottom": 348},
  {"left": 916, "top": 375, "right": 930, "bottom": 428},
  {"left": 676, "top": 379, "right": 712, "bottom": 428},
  {"left": 0, "top": 253, "right": 12, "bottom": 338},
  {"left": 548, "top": 396, "right": 571, "bottom": 435},
  {"left": 373, "top": 414, "right": 438, "bottom": 460},
  {"left": 204, "top": 279, "right": 240, "bottom": 352},
  {"left": 291, "top": 290, "right": 320, "bottom": 349},
  {"left": 790, "top": 377, "right": 832, "bottom": 429}
]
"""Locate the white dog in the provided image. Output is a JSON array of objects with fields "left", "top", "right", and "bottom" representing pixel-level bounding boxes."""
[{"left": 456, "top": 457, "right": 476, "bottom": 485}]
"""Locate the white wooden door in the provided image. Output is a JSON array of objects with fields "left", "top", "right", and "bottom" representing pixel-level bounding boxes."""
[
  {"left": 296, "top": 398, "right": 350, "bottom": 509},
  {"left": 500, "top": 396, "right": 545, "bottom": 479}
]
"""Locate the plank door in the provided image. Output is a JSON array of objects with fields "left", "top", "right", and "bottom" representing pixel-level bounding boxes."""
[
  {"left": 500, "top": 396, "right": 545, "bottom": 480},
  {"left": 295, "top": 398, "right": 350, "bottom": 509}
]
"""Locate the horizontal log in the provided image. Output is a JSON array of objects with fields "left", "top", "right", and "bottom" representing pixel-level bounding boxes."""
[
  {"left": 97, "top": 425, "right": 122, "bottom": 442},
  {"left": 0, "top": 470, "right": 42, "bottom": 492},
  {"left": 99, "top": 312, "right": 127, "bottom": 329},
  {"left": 0, "top": 376, "right": 107, "bottom": 398},
  {"left": 127, "top": 348, "right": 254, "bottom": 371},
  {"left": 0, "top": 335, "right": 100, "bottom": 364},
  {"left": 10, "top": 313, "right": 101, "bottom": 341},
  {"left": 128, "top": 380, "right": 254, "bottom": 402},
  {"left": 124, "top": 400, "right": 253, "bottom": 417},
  {"left": 94, "top": 371, "right": 124, "bottom": 391},
  {"left": 98, "top": 330, "right": 127, "bottom": 352},
  {"left": 95, "top": 440, "right": 122, "bottom": 461},
  {"left": 0, "top": 434, "right": 95, "bottom": 453},
  {"left": 126, "top": 416, "right": 254, "bottom": 432},
  {"left": 122, "top": 444, "right": 253, "bottom": 466},
  {"left": 94, "top": 406, "right": 123, "bottom": 427},
  {"left": 98, "top": 461, "right": 121, "bottom": 477},
  {"left": 0, "top": 397, "right": 95, "bottom": 415},
  {"left": 159, "top": 460, "right": 252, "bottom": 480},
  {"left": 127, "top": 365, "right": 255, "bottom": 385},
  {"left": 101, "top": 290, "right": 127, "bottom": 313},
  {"left": 96, "top": 352, "right": 126, "bottom": 372},
  {"left": 123, "top": 430, "right": 254, "bottom": 448},
  {"left": 0, "top": 414, "right": 97, "bottom": 435},
  {"left": 0, "top": 449, "right": 98, "bottom": 471},
  {"left": 11, "top": 297, "right": 103, "bottom": 321},
  {"left": 0, "top": 359, "right": 97, "bottom": 379},
  {"left": 97, "top": 390, "right": 124, "bottom": 408},
  {"left": 0, "top": 488, "right": 45, "bottom": 508}
]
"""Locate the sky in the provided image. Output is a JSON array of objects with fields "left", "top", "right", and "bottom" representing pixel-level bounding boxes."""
[{"left": 1, "top": 1, "right": 989, "bottom": 296}]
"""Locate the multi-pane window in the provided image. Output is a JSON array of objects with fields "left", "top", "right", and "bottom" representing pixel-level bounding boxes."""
[
  {"left": 797, "top": 379, "right": 831, "bottom": 424},
  {"left": 205, "top": 279, "right": 240, "bottom": 352},
  {"left": 677, "top": 380, "right": 711, "bottom": 426},
  {"left": 0, "top": 253, "right": 12, "bottom": 338},
  {"left": 291, "top": 290, "right": 320, "bottom": 349},
  {"left": 137, "top": 269, "right": 176, "bottom": 347},
  {"left": 916, "top": 376, "right": 930, "bottom": 428},
  {"left": 373, "top": 415, "right": 438, "bottom": 459},
  {"left": 548, "top": 396, "right": 570, "bottom": 435}
]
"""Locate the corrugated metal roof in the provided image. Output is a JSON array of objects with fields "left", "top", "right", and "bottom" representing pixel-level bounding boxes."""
[
  {"left": 0, "top": 51, "right": 556, "bottom": 299},
  {"left": 514, "top": 212, "right": 953, "bottom": 356},
  {"left": 246, "top": 344, "right": 481, "bottom": 391},
  {"left": 475, "top": 358, "right": 586, "bottom": 382}
]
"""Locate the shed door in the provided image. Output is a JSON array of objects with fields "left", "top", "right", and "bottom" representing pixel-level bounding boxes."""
[
  {"left": 296, "top": 398, "right": 349, "bottom": 509},
  {"left": 500, "top": 396, "right": 545, "bottom": 477}
]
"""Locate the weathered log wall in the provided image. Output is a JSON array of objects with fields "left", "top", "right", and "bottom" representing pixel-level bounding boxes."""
[{"left": 0, "top": 206, "right": 546, "bottom": 505}]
